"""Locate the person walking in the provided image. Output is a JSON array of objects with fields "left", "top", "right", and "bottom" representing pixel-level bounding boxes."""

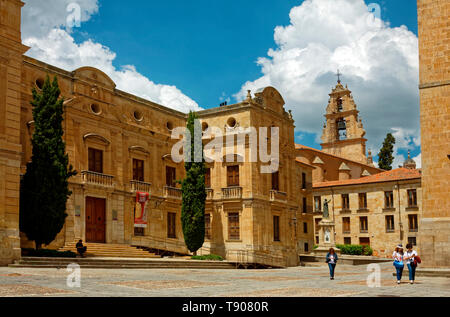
[
  {"left": 326, "top": 248, "right": 338, "bottom": 280},
  {"left": 404, "top": 243, "right": 418, "bottom": 284},
  {"left": 393, "top": 245, "right": 405, "bottom": 285}
]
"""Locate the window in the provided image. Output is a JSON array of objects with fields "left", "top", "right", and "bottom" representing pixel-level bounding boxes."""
[
  {"left": 385, "top": 191, "right": 394, "bottom": 208},
  {"left": 337, "top": 98, "right": 343, "bottom": 112},
  {"left": 302, "top": 173, "right": 306, "bottom": 189},
  {"left": 358, "top": 193, "right": 367, "bottom": 209},
  {"left": 132, "top": 159, "right": 144, "bottom": 181},
  {"left": 227, "top": 165, "right": 240, "bottom": 187},
  {"left": 166, "top": 166, "right": 176, "bottom": 187},
  {"left": 386, "top": 215, "right": 395, "bottom": 232},
  {"left": 315, "top": 236, "right": 319, "bottom": 244},
  {"left": 359, "top": 237, "right": 370, "bottom": 246},
  {"left": 408, "top": 237, "right": 417, "bottom": 246},
  {"left": 360, "top": 216, "right": 368, "bottom": 233},
  {"left": 407, "top": 189, "right": 417, "bottom": 207},
  {"left": 272, "top": 171, "right": 280, "bottom": 191},
  {"left": 342, "top": 194, "right": 350, "bottom": 210},
  {"left": 167, "top": 212, "right": 176, "bottom": 238},
  {"left": 342, "top": 217, "right": 351, "bottom": 234},
  {"left": 88, "top": 148, "right": 103, "bottom": 173},
  {"left": 344, "top": 237, "right": 352, "bottom": 245},
  {"left": 273, "top": 216, "right": 280, "bottom": 242},
  {"left": 314, "top": 196, "right": 322, "bottom": 212},
  {"left": 303, "top": 197, "right": 307, "bottom": 213},
  {"left": 304, "top": 243, "right": 309, "bottom": 252},
  {"left": 205, "top": 214, "right": 211, "bottom": 240},
  {"left": 303, "top": 222, "right": 308, "bottom": 234},
  {"left": 205, "top": 168, "right": 211, "bottom": 188},
  {"left": 409, "top": 214, "right": 418, "bottom": 232},
  {"left": 315, "top": 218, "right": 321, "bottom": 234},
  {"left": 134, "top": 227, "right": 144, "bottom": 237},
  {"left": 228, "top": 213, "right": 240, "bottom": 240}
]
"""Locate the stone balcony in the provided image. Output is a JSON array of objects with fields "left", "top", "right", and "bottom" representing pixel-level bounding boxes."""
[
  {"left": 270, "top": 190, "right": 288, "bottom": 203},
  {"left": 222, "top": 187, "right": 242, "bottom": 200},
  {"left": 130, "top": 180, "right": 151, "bottom": 193},
  {"left": 301, "top": 182, "right": 313, "bottom": 192},
  {"left": 163, "top": 186, "right": 182, "bottom": 200},
  {"left": 81, "top": 171, "right": 114, "bottom": 187},
  {"left": 206, "top": 188, "right": 214, "bottom": 200}
]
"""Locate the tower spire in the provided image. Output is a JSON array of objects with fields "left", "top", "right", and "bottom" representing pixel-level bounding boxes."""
[{"left": 336, "top": 69, "right": 342, "bottom": 84}]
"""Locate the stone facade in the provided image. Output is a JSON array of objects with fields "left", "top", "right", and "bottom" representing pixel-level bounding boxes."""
[
  {"left": 0, "top": 0, "right": 29, "bottom": 266},
  {"left": 313, "top": 168, "right": 422, "bottom": 257},
  {"left": 417, "top": 0, "right": 450, "bottom": 267},
  {"left": 320, "top": 81, "right": 369, "bottom": 165}
]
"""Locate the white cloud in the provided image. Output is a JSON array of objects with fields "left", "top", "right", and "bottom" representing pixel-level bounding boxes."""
[
  {"left": 235, "top": 0, "right": 420, "bottom": 154},
  {"left": 413, "top": 153, "right": 422, "bottom": 169},
  {"left": 22, "top": 0, "right": 99, "bottom": 38},
  {"left": 21, "top": 0, "right": 201, "bottom": 113}
]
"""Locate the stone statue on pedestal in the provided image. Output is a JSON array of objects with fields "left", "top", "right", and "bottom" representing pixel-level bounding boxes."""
[{"left": 323, "top": 199, "right": 330, "bottom": 219}]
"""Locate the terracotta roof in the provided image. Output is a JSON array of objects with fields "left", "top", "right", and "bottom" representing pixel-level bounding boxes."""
[
  {"left": 295, "top": 144, "right": 383, "bottom": 172},
  {"left": 314, "top": 168, "right": 422, "bottom": 188}
]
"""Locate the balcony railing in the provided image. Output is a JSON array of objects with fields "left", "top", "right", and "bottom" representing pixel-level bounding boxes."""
[
  {"left": 301, "top": 182, "right": 313, "bottom": 191},
  {"left": 206, "top": 188, "right": 214, "bottom": 200},
  {"left": 409, "top": 228, "right": 419, "bottom": 233},
  {"left": 270, "top": 190, "right": 288, "bottom": 202},
  {"left": 81, "top": 171, "right": 114, "bottom": 187},
  {"left": 130, "top": 180, "right": 152, "bottom": 193},
  {"left": 222, "top": 187, "right": 242, "bottom": 200},
  {"left": 163, "top": 186, "right": 182, "bottom": 199}
]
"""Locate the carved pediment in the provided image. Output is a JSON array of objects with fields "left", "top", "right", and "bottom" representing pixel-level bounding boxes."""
[
  {"left": 73, "top": 67, "right": 116, "bottom": 90},
  {"left": 129, "top": 146, "right": 150, "bottom": 155},
  {"left": 83, "top": 133, "right": 110, "bottom": 145},
  {"left": 254, "top": 87, "right": 285, "bottom": 113}
]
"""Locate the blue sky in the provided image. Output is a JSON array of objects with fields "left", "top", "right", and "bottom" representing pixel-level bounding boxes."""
[
  {"left": 73, "top": 0, "right": 418, "bottom": 109},
  {"left": 22, "top": 0, "right": 420, "bottom": 167}
]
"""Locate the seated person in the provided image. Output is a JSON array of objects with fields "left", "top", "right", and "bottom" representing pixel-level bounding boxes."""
[{"left": 76, "top": 240, "right": 87, "bottom": 257}]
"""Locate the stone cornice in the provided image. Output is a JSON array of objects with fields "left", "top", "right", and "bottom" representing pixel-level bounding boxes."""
[{"left": 419, "top": 80, "right": 450, "bottom": 90}]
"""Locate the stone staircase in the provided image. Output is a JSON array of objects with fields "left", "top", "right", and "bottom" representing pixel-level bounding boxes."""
[
  {"left": 58, "top": 242, "right": 161, "bottom": 259},
  {"left": 9, "top": 257, "right": 237, "bottom": 269}
]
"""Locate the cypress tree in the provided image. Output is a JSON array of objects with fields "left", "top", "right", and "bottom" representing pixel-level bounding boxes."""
[
  {"left": 20, "top": 75, "right": 76, "bottom": 250},
  {"left": 181, "top": 111, "right": 206, "bottom": 255},
  {"left": 378, "top": 133, "right": 396, "bottom": 171}
]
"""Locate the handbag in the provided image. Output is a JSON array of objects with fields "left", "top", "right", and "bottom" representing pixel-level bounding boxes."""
[
  {"left": 393, "top": 260, "right": 404, "bottom": 269},
  {"left": 413, "top": 256, "right": 422, "bottom": 266}
]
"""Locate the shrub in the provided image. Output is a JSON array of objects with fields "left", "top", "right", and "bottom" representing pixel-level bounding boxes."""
[
  {"left": 191, "top": 254, "right": 224, "bottom": 261},
  {"left": 22, "top": 248, "right": 77, "bottom": 258},
  {"left": 336, "top": 244, "right": 373, "bottom": 256}
]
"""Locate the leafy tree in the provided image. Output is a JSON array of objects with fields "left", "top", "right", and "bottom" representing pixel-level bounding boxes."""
[
  {"left": 181, "top": 111, "right": 206, "bottom": 255},
  {"left": 20, "top": 75, "right": 76, "bottom": 250},
  {"left": 378, "top": 133, "right": 396, "bottom": 170}
]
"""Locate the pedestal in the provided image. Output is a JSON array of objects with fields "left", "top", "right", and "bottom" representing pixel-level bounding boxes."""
[{"left": 313, "top": 219, "right": 340, "bottom": 256}]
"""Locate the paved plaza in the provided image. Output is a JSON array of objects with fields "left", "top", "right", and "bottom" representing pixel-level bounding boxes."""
[{"left": 0, "top": 262, "right": 449, "bottom": 297}]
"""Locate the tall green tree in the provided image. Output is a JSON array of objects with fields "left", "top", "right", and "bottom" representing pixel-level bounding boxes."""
[
  {"left": 378, "top": 133, "right": 396, "bottom": 171},
  {"left": 181, "top": 111, "right": 206, "bottom": 255},
  {"left": 20, "top": 75, "right": 76, "bottom": 250}
]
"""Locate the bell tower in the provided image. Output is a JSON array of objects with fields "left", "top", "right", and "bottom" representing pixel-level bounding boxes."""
[
  {"left": 0, "top": 0, "right": 29, "bottom": 265},
  {"left": 320, "top": 74, "right": 368, "bottom": 164}
]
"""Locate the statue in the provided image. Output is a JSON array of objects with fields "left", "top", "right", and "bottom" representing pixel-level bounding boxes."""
[{"left": 323, "top": 199, "right": 330, "bottom": 219}]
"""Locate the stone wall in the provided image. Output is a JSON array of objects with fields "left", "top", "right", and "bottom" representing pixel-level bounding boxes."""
[{"left": 417, "top": 0, "right": 450, "bottom": 267}]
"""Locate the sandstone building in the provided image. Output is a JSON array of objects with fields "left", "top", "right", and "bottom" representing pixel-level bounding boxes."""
[
  {"left": 417, "top": 0, "right": 450, "bottom": 267},
  {"left": 0, "top": 0, "right": 314, "bottom": 267}
]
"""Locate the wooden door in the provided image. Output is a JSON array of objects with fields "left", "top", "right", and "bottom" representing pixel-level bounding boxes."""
[{"left": 86, "top": 197, "right": 106, "bottom": 243}]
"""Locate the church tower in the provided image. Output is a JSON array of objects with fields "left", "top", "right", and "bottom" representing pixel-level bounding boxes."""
[
  {"left": 320, "top": 74, "right": 368, "bottom": 164},
  {"left": 0, "top": 0, "right": 29, "bottom": 265}
]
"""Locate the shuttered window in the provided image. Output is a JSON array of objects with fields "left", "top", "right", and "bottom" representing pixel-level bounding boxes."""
[{"left": 88, "top": 148, "right": 103, "bottom": 173}]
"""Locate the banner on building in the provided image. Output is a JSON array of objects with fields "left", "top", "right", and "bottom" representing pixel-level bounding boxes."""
[{"left": 134, "top": 192, "right": 150, "bottom": 228}]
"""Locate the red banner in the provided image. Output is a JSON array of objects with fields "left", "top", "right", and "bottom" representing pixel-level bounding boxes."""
[{"left": 134, "top": 192, "right": 149, "bottom": 228}]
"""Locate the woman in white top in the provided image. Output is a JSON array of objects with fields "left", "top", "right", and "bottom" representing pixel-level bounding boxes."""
[
  {"left": 392, "top": 245, "right": 405, "bottom": 284},
  {"left": 404, "top": 243, "right": 418, "bottom": 284}
]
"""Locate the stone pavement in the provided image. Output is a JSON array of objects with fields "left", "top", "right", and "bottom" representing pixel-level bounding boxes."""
[{"left": 0, "top": 262, "right": 449, "bottom": 297}]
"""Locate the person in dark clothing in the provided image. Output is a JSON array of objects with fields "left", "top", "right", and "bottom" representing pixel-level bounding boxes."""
[
  {"left": 76, "top": 240, "right": 87, "bottom": 257},
  {"left": 326, "top": 248, "right": 338, "bottom": 280}
]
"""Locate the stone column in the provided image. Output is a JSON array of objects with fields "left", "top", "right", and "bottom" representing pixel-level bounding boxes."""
[{"left": 0, "top": 0, "right": 29, "bottom": 265}]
